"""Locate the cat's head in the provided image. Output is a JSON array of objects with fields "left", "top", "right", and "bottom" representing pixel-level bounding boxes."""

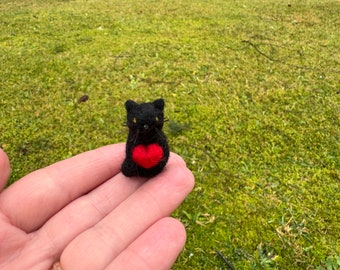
[{"left": 125, "top": 98, "right": 166, "bottom": 132}]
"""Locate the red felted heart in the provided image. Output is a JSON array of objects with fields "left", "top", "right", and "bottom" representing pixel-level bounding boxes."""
[{"left": 132, "top": 144, "right": 163, "bottom": 169}]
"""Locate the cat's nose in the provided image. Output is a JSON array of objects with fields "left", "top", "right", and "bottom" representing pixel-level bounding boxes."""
[{"left": 143, "top": 124, "right": 149, "bottom": 130}]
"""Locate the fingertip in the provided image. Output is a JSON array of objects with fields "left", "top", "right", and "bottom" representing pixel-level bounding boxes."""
[
  {"left": 123, "top": 151, "right": 195, "bottom": 195},
  {"left": 153, "top": 217, "right": 187, "bottom": 268},
  {"left": 133, "top": 216, "right": 188, "bottom": 268},
  {"left": 0, "top": 148, "right": 10, "bottom": 190},
  {"left": 169, "top": 152, "right": 187, "bottom": 167},
  {"left": 106, "top": 217, "right": 187, "bottom": 270},
  {"left": 166, "top": 153, "right": 195, "bottom": 195},
  {"left": 159, "top": 217, "right": 187, "bottom": 249}
]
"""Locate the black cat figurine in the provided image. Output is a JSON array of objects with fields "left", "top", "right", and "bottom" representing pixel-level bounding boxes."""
[{"left": 121, "top": 98, "right": 170, "bottom": 177}]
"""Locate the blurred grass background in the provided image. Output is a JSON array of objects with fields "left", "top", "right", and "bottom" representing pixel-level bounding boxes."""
[{"left": 0, "top": 0, "right": 339, "bottom": 269}]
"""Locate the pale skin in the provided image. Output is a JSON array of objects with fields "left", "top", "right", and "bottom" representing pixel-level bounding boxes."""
[{"left": 0, "top": 143, "right": 194, "bottom": 270}]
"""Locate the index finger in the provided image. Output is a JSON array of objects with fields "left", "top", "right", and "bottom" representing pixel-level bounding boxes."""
[{"left": 0, "top": 143, "right": 125, "bottom": 232}]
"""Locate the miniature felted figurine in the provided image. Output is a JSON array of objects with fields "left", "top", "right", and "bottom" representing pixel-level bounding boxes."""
[{"left": 121, "top": 98, "right": 170, "bottom": 177}]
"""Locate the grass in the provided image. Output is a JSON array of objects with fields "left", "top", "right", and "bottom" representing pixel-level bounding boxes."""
[{"left": 1, "top": 0, "right": 339, "bottom": 269}]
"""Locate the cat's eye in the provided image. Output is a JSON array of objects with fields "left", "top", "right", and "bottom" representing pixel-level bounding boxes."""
[
  {"left": 155, "top": 116, "right": 159, "bottom": 122},
  {"left": 132, "top": 117, "right": 137, "bottom": 124}
]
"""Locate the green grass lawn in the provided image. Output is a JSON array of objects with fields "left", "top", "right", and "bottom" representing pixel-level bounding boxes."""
[{"left": 1, "top": 0, "right": 339, "bottom": 269}]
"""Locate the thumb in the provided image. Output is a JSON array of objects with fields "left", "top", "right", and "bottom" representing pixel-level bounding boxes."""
[{"left": 0, "top": 148, "right": 11, "bottom": 191}]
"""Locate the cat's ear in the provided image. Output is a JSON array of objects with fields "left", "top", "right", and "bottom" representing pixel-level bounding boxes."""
[
  {"left": 153, "top": 98, "right": 165, "bottom": 111},
  {"left": 125, "top": 100, "right": 137, "bottom": 112}
]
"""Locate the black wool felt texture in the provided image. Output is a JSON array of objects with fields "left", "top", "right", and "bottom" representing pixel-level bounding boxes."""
[{"left": 121, "top": 98, "right": 170, "bottom": 177}]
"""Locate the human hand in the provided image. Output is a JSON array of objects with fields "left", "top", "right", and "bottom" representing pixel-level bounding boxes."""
[{"left": 0, "top": 143, "right": 194, "bottom": 270}]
